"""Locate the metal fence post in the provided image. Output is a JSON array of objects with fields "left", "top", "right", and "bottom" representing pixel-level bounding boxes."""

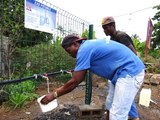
[{"left": 85, "top": 24, "right": 93, "bottom": 105}]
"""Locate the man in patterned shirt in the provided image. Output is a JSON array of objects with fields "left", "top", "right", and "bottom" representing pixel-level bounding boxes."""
[{"left": 102, "top": 16, "right": 139, "bottom": 120}]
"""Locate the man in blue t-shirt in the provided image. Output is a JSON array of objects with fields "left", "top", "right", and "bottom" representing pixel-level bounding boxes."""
[{"left": 41, "top": 34, "right": 145, "bottom": 120}]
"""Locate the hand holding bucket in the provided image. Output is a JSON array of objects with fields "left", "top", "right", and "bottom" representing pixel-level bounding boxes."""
[
  {"left": 37, "top": 75, "right": 58, "bottom": 113},
  {"left": 37, "top": 94, "right": 58, "bottom": 113}
]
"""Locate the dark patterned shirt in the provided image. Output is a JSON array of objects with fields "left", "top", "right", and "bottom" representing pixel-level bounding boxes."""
[{"left": 110, "top": 30, "right": 136, "bottom": 49}]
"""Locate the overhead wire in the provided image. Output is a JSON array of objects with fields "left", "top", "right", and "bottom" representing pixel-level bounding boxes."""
[
  {"left": 91, "top": 5, "right": 158, "bottom": 26},
  {"left": 114, "top": 5, "right": 156, "bottom": 18}
]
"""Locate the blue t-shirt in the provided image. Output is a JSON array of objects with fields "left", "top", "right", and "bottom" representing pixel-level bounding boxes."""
[{"left": 74, "top": 39, "right": 145, "bottom": 84}]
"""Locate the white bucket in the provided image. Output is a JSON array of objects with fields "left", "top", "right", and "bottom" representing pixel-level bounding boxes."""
[
  {"left": 37, "top": 95, "right": 58, "bottom": 113},
  {"left": 139, "top": 88, "right": 151, "bottom": 107}
]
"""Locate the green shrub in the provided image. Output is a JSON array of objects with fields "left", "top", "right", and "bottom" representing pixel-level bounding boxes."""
[
  {"left": 6, "top": 81, "right": 38, "bottom": 108},
  {"left": 13, "top": 37, "right": 75, "bottom": 76}
]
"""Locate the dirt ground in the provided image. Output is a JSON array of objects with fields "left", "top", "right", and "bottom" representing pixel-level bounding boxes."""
[{"left": 0, "top": 76, "right": 160, "bottom": 120}]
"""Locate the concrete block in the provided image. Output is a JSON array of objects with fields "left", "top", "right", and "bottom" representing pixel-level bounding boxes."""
[{"left": 78, "top": 105, "right": 103, "bottom": 118}]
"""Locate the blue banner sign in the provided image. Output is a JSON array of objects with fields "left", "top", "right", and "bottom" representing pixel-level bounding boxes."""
[{"left": 25, "top": 0, "right": 57, "bottom": 34}]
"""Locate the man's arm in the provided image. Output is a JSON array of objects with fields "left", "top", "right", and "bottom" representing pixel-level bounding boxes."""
[
  {"left": 56, "top": 70, "right": 87, "bottom": 96},
  {"left": 119, "top": 35, "right": 137, "bottom": 55},
  {"left": 41, "top": 70, "right": 87, "bottom": 104}
]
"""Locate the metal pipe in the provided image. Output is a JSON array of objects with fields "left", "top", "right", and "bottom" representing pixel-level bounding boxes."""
[{"left": 0, "top": 69, "right": 73, "bottom": 85}]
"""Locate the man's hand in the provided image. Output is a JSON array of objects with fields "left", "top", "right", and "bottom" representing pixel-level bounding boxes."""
[{"left": 40, "top": 92, "right": 55, "bottom": 105}]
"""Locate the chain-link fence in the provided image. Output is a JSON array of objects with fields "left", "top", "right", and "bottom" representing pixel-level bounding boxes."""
[{"left": 0, "top": 0, "right": 90, "bottom": 82}]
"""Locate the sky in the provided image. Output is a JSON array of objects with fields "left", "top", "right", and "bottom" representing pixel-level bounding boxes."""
[{"left": 44, "top": 0, "right": 160, "bottom": 41}]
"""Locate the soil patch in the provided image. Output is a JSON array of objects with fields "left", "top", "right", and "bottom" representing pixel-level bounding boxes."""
[{"left": 0, "top": 78, "right": 160, "bottom": 120}]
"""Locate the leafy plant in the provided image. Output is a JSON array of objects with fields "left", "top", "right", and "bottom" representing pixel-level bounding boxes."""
[
  {"left": 6, "top": 81, "right": 37, "bottom": 108},
  {"left": 9, "top": 92, "right": 29, "bottom": 108}
]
